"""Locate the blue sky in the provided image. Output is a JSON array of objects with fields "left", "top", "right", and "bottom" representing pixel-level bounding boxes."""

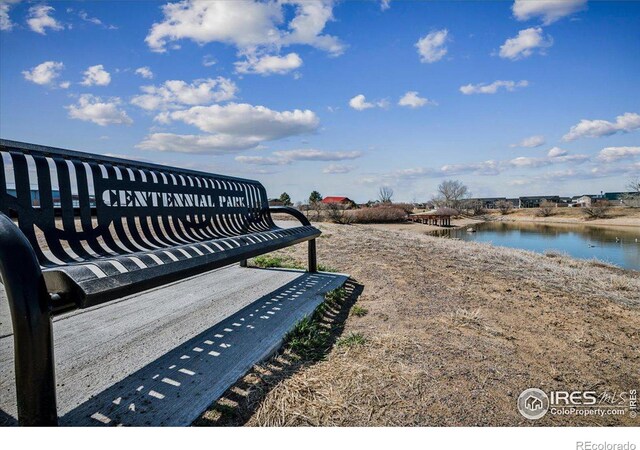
[{"left": 1, "top": 0, "right": 639, "bottom": 203}]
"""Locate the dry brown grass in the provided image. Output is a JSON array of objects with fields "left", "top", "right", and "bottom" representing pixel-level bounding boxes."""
[{"left": 197, "top": 222, "right": 640, "bottom": 426}]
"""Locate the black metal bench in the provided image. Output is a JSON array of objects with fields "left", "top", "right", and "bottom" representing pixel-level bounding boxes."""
[{"left": 0, "top": 139, "right": 319, "bottom": 426}]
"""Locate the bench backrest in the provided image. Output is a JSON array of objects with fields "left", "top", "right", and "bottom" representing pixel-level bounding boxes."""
[{"left": 0, "top": 139, "right": 275, "bottom": 267}]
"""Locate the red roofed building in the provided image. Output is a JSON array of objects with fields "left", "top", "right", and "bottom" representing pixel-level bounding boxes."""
[{"left": 321, "top": 196, "right": 356, "bottom": 208}]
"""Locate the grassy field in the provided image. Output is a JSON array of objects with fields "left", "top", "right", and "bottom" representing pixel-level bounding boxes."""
[{"left": 198, "top": 222, "right": 640, "bottom": 426}]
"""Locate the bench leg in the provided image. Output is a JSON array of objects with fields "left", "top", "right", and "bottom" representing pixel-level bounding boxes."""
[
  {"left": 308, "top": 239, "right": 317, "bottom": 273},
  {"left": 0, "top": 215, "right": 58, "bottom": 426},
  {"left": 239, "top": 259, "right": 248, "bottom": 268}
]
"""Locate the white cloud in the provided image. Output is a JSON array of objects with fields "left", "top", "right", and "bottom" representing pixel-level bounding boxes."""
[
  {"left": 509, "top": 156, "right": 550, "bottom": 168},
  {"left": 235, "top": 155, "right": 288, "bottom": 165},
  {"left": 510, "top": 149, "right": 588, "bottom": 167},
  {"left": 460, "top": 80, "right": 528, "bottom": 95},
  {"left": 349, "top": 94, "right": 373, "bottom": 111},
  {"left": 131, "top": 77, "right": 238, "bottom": 111},
  {"left": 323, "top": 164, "right": 354, "bottom": 174},
  {"left": 135, "top": 66, "right": 154, "bottom": 79},
  {"left": 236, "top": 149, "right": 361, "bottom": 166},
  {"left": 597, "top": 146, "right": 640, "bottom": 162},
  {"left": 22, "top": 61, "right": 69, "bottom": 88},
  {"left": 398, "top": 91, "right": 436, "bottom": 108},
  {"left": 166, "top": 103, "right": 319, "bottom": 137},
  {"left": 349, "top": 94, "right": 387, "bottom": 111},
  {"left": 27, "top": 4, "right": 63, "bottom": 34},
  {"left": 499, "top": 27, "right": 552, "bottom": 60},
  {"left": 0, "top": 0, "right": 20, "bottom": 31},
  {"left": 77, "top": 10, "right": 117, "bottom": 29},
  {"left": 415, "top": 29, "right": 449, "bottom": 63},
  {"left": 145, "top": 0, "right": 344, "bottom": 57},
  {"left": 137, "top": 133, "right": 260, "bottom": 153},
  {"left": 380, "top": 0, "right": 391, "bottom": 11},
  {"left": 440, "top": 160, "right": 501, "bottom": 176},
  {"left": 369, "top": 148, "right": 591, "bottom": 185},
  {"left": 510, "top": 135, "right": 545, "bottom": 148},
  {"left": 273, "top": 149, "right": 361, "bottom": 161},
  {"left": 202, "top": 55, "right": 217, "bottom": 67},
  {"left": 235, "top": 52, "right": 302, "bottom": 75},
  {"left": 79, "top": 10, "right": 102, "bottom": 26},
  {"left": 547, "top": 146, "right": 568, "bottom": 158},
  {"left": 563, "top": 112, "right": 640, "bottom": 141},
  {"left": 67, "top": 95, "right": 133, "bottom": 126},
  {"left": 512, "top": 0, "right": 587, "bottom": 25},
  {"left": 139, "top": 103, "right": 320, "bottom": 154},
  {"left": 81, "top": 64, "right": 111, "bottom": 86}
]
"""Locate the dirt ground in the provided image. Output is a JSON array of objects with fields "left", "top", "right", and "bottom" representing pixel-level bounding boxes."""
[{"left": 210, "top": 222, "right": 640, "bottom": 426}]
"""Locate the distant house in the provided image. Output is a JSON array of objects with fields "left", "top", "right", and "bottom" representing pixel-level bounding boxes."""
[
  {"left": 518, "top": 196, "right": 561, "bottom": 208},
  {"left": 571, "top": 195, "right": 595, "bottom": 207},
  {"left": 467, "top": 197, "right": 506, "bottom": 209},
  {"left": 557, "top": 196, "right": 572, "bottom": 206},
  {"left": 604, "top": 192, "right": 635, "bottom": 205},
  {"left": 268, "top": 199, "right": 284, "bottom": 207},
  {"left": 321, "top": 196, "right": 356, "bottom": 208},
  {"left": 506, "top": 198, "right": 520, "bottom": 208}
]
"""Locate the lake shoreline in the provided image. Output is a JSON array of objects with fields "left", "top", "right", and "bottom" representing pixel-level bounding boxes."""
[
  {"left": 364, "top": 216, "right": 639, "bottom": 271},
  {"left": 482, "top": 208, "right": 640, "bottom": 229}
]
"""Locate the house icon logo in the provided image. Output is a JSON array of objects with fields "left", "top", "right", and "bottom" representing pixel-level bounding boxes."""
[{"left": 518, "top": 388, "right": 550, "bottom": 420}]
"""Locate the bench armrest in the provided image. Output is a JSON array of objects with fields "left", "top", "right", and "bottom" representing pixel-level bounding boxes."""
[
  {"left": 267, "top": 207, "right": 317, "bottom": 272},
  {"left": 0, "top": 213, "right": 57, "bottom": 425},
  {"left": 269, "top": 206, "right": 312, "bottom": 226}
]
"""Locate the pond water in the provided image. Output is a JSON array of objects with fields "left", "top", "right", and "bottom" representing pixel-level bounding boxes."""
[{"left": 429, "top": 221, "right": 640, "bottom": 271}]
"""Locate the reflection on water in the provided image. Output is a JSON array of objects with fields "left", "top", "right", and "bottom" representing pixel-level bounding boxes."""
[{"left": 429, "top": 221, "right": 640, "bottom": 271}]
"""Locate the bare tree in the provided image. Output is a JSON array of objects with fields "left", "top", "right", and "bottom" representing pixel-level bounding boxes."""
[
  {"left": 583, "top": 200, "right": 611, "bottom": 219},
  {"left": 324, "top": 202, "right": 353, "bottom": 224},
  {"left": 465, "top": 199, "right": 485, "bottom": 216},
  {"left": 378, "top": 186, "right": 394, "bottom": 203},
  {"left": 622, "top": 177, "right": 640, "bottom": 207},
  {"left": 536, "top": 200, "right": 555, "bottom": 217},
  {"left": 495, "top": 200, "right": 513, "bottom": 215},
  {"left": 432, "top": 180, "right": 469, "bottom": 211}
]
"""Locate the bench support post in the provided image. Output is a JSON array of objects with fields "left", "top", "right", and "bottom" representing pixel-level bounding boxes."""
[
  {"left": 308, "top": 239, "right": 317, "bottom": 273},
  {"left": 0, "top": 214, "right": 57, "bottom": 426},
  {"left": 239, "top": 259, "right": 248, "bottom": 268},
  {"left": 269, "top": 207, "right": 318, "bottom": 273}
]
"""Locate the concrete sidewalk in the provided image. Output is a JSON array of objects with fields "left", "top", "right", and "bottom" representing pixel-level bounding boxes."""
[{"left": 0, "top": 265, "right": 348, "bottom": 426}]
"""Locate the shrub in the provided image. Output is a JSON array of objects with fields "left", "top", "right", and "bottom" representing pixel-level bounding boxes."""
[
  {"left": 465, "top": 200, "right": 485, "bottom": 216},
  {"left": 536, "top": 200, "right": 555, "bottom": 217},
  {"left": 495, "top": 200, "right": 513, "bottom": 215},
  {"left": 391, "top": 203, "right": 416, "bottom": 214},
  {"left": 324, "top": 202, "right": 353, "bottom": 224},
  {"left": 351, "top": 305, "right": 369, "bottom": 317},
  {"left": 349, "top": 205, "right": 408, "bottom": 223},
  {"left": 336, "top": 332, "right": 366, "bottom": 348},
  {"left": 582, "top": 200, "right": 611, "bottom": 219}
]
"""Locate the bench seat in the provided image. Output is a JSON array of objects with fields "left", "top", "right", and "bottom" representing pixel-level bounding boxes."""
[{"left": 45, "top": 225, "right": 320, "bottom": 308}]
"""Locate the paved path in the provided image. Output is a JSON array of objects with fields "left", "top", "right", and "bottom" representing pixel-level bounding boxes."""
[{"left": 0, "top": 265, "right": 347, "bottom": 426}]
